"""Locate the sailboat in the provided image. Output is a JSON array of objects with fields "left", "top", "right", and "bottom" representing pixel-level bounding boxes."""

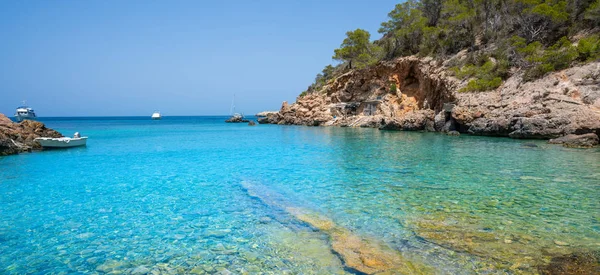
[{"left": 225, "top": 94, "right": 249, "bottom": 123}]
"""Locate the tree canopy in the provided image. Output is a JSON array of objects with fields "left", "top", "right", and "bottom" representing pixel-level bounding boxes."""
[
  {"left": 332, "top": 29, "right": 381, "bottom": 69},
  {"left": 302, "top": 0, "right": 599, "bottom": 96}
]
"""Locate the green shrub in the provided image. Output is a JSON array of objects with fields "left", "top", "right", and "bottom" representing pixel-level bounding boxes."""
[
  {"left": 576, "top": 35, "right": 600, "bottom": 62},
  {"left": 460, "top": 77, "right": 503, "bottom": 92},
  {"left": 390, "top": 83, "right": 397, "bottom": 93},
  {"left": 585, "top": 0, "right": 600, "bottom": 26},
  {"left": 523, "top": 63, "right": 555, "bottom": 81},
  {"left": 521, "top": 37, "right": 578, "bottom": 81},
  {"left": 454, "top": 57, "right": 509, "bottom": 92}
]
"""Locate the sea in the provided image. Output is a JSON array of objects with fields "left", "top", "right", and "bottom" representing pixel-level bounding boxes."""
[{"left": 0, "top": 116, "right": 598, "bottom": 274}]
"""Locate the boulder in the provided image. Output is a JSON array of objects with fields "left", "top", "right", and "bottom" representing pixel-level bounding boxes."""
[
  {"left": 548, "top": 133, "right": 599, "bottom": 148},
  {"left": 380, "top": 110, "right": 435, "bottom": 131},
  {"left": 467, "top": 117, "right": 511, "bottom": 136},
  {"left": 0, "top": 132, "right": 20, "bottom": 156},
  {"left": 508, "top": 117, "right": 565, "bottom": 139},
  {"left": 0, "top": 113, "right": 63, "bottom": 156},
  {"left": 434, "top": 111, "right": 446, "bottom": 132}
]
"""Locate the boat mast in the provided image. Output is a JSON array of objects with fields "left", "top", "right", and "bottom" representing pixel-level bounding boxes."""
[{"left": 230, "top": 94, "right": 236, "bottom": 115}]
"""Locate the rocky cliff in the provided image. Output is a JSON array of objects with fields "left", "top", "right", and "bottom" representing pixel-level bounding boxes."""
[
  {"left": 0, "top": 114, "right": 63, "bottom": 156},
  {"left": 260, "top": 56, "right": 600, "bottom": 144}
]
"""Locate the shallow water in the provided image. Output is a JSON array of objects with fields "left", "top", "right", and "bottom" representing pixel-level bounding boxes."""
[{"left": 0, "top": 116, "right": 598, "bottom": 274}]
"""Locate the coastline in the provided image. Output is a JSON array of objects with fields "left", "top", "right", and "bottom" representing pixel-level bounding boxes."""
[
  {"left": 0, "top": 113, "right": 63, "bottom": 156},
  {"left": 258, "top": 57, "right": 600, "bottom": 148},
  {"left": 1, "top": 116, "right": 599, "bottom": 274}
]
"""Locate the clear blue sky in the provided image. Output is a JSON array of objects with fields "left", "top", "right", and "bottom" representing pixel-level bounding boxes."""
[{"left": 0, "top": 0, "right": 399, "bottom": 116}]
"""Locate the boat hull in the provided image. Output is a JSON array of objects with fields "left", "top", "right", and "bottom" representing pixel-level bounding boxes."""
[
  {"left": 35, "top": 137, "right": 87, "bottom": 148},
  {"left": 14, "top": 114, "right": 36, "bottom": 122}
]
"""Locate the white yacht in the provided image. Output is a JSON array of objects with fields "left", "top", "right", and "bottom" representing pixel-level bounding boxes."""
[
  {"left": 15, "top": 102, "right": 37, "bottom": 122},
  {"left": 151, "top": 111, "right": 162, "bottom": 120}
]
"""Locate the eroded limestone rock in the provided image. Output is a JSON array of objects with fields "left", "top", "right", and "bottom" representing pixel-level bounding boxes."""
[
  {"left": 548, "top": 133, "right": 599, "bottom": 148},
  {"left": 259, "top": 57, "right": 600, "bottom": 141}
]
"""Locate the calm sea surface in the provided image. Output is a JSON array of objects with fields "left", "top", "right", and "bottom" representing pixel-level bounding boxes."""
[{"left": 0, "top": 116, "right": 599, "bottom": 274}]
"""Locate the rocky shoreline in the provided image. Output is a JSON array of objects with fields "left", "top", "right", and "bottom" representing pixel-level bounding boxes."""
[
  {"left": 0, "top": 113, "right": 62, "bottom": 156},
  {"left": 258, "top": 57, "right": 600, "bottom": 147}
]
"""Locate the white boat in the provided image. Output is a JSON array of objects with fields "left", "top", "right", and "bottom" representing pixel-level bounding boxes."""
[
  {"left": 151, "top": 111, "right": 161, "bottom": 120},
  {"left": 35, "top": 136, "right": 87, "bottom": 148},
  {"left": 225, "top": 94, "right": 249, "bottom": 123},
  {"left": 15, "top": 101, "right": 37, "bottom": 122},
  {"left": 225, "top": 113, "right": 249, "bottom": 123}
]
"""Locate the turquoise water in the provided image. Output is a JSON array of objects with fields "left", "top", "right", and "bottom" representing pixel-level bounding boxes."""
[{"left": 0, "top": 116, "right": 599, "bottom": 274}]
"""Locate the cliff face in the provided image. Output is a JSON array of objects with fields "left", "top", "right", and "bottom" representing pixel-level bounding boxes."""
[
  {"left": 0, "top": 114, "right": 63, "bottom": 156},
  {"left": 261, "top": 57, "right": 600, "bottom": 141}
]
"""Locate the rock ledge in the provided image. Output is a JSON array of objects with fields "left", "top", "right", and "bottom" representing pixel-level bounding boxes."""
[{"left": 0, "top": 113, "right": 63, "bottom": 156}]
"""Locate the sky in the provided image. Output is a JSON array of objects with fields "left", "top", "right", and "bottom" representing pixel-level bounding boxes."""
[{"left": 0, "top": 0, "right": 399, "bottom": 116}]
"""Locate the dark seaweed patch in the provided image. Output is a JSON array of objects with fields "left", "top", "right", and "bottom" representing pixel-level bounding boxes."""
[{"left": 538, "top": 251, "right": 600, "bottom": 275}]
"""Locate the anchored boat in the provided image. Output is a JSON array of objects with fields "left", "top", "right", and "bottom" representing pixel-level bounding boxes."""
[
  {"left": 14, "top": 101, "right": 37, "bottom": 122},
  {"left": 151, "top": 111, "right": 162, "bottom": 120},
  {"left": 225, "top": 94, "right": 249, "bottom": 123},
  {"left": 35, "top": 133, "right": 87, "bottom": 148}
]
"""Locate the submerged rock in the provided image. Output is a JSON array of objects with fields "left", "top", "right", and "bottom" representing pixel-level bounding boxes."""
[
  {"left": 131, "top": 265, "right": 151, "bottom": 275},
  {"left": 548, "top": 133, "right": 599, "bottom": 148},
  {"left": 522, "top": 143, "right": 539, "bottom": 148},
  {"left": 241, "top": 181, "right": 433, "bottom": 275},
  {"left": 538, "top": 251, "right": 600, "bottom": 275},
  {"left": 408, "top": 212, "right": 600, "bottom": 274}
]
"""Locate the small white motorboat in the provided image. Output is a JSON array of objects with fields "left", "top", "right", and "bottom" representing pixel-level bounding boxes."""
[
  {"left": 35, "top": 133, "right": 87, "bottom": 148},
  {"left": 151, "top": 111, "right": 161, "bottom": 120}
]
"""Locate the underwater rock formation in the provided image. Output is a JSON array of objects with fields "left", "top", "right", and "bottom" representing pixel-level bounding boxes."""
[
  {"left": 241, "top": 181, "right": 433, "bottom": 275},
  {"left": 408, "top": 213, "right": 600, "bottom": 274},
  {"left": 538, "top": 251, "right": 600, "bottom": 275},
  {"left": 548, "top": 133, "right": 599, "bottom": 148}
]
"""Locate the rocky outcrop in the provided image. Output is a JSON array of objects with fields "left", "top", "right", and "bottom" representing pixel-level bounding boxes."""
[
  {"left": 456, "top": 62, "right": 600, "bottom": 139},
  {"left": 270, "top": 56, "right": 455, "bottom": 128},
  {"left": 0, "top": 113, "right": 63, "bottom": 156},
  {"left": 379, "top": 110, "right": 435, "bottom": 131},
  {"left": 261, "top": 56, "right": 600, "bottom": 141},
  {"left": 256, "top": 111, "right": 278, "bottom": 124},
  {"left": 548, "top": 133, "right": 599, "bottom": 148},
  {"left": 225, "top": 116, "right": 249, "bottom": 123}
]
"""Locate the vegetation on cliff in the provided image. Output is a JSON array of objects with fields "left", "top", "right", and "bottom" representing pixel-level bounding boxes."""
[{"left": 303, "top": 0, "right": 600, "bottom": 96}]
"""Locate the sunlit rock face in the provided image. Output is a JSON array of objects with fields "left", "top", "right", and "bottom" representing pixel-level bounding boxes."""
[
  {"left": 262, "top": 57, "right": 600, "bottom": 141},
  {"left": 0, "top": 113, "right": 63, "bottom": 155}
]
